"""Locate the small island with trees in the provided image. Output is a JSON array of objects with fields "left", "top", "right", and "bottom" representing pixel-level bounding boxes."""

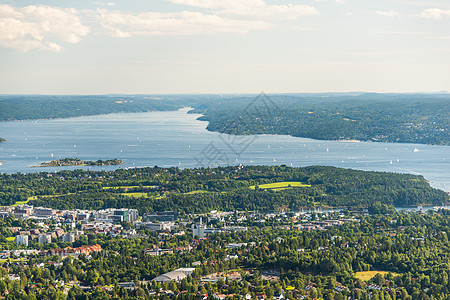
[{"left": 33, "top": 157, "right": 124, "bottom": 167}]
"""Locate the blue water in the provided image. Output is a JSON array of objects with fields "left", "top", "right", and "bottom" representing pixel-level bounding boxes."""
[{"left": 0, "top": 108, "right": 449, "bottom": 192}]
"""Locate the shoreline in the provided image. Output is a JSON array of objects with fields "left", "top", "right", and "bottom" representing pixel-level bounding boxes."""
[
  {"left": 30, "top": 159, "right": 124, "bottom": 168},
  {"left": 1, "top": 109, "right": 448, "bottom": 147}
]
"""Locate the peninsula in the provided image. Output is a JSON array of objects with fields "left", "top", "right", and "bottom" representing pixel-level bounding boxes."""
[
  {"left": 1, "top": 93, "right": 449, "bottom": 145},
  {"left": 33, "top": 158, "right": 124, "bottom": 167}
]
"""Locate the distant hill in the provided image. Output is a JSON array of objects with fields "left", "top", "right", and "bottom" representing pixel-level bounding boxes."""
[
  {"left": 192, "top": 93, "right": 450, "bottom": 146},
  {"left": 1, "top": 93, "right": 449, "bottom": 145},
  {"left": 0, "top": 95, "right": 189, "bottom": 121}
]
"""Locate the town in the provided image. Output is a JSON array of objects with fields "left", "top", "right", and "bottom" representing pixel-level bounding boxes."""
[{"left": 0, "top": 203, "right": 391, "bottom": 299}]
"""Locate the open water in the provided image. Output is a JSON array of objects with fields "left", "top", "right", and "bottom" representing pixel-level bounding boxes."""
[{"left": 0, "top": 108, "right": 448, "bottom": 192}]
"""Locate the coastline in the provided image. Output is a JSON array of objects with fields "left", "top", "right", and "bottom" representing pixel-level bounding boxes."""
[
  {"left": 30, "top": 159, "right": 124, "bottom": 168},
  {"left": 1, "top": 108, "right": 448, "bottom": 146}
]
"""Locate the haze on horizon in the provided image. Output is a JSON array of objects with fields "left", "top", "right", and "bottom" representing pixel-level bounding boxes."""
[{"left": 1, "top": 0, "right": 450, "bottom": 95}]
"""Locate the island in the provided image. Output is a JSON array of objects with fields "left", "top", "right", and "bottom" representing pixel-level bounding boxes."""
[
  {"left": 0, "top": 138, "right": 6, "bottom": 142},
  {"left": 33, "top": 157, "right": 124, "bottom": 167}
]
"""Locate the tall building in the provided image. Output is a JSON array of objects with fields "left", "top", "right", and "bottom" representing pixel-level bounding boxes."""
[
  {"left": 62, "top": 233, "right": 75, "bottom": 243},
  {"left": 192, "top": 217, "right": 206, "bottom": 238},
  {"left": 34, "top": 208, "right": 54, "bottom": 218},
  {"left": 143, "top": 211, "right": 179, "bottom": 222},
  {"left": 114, "top": 209, "right": 138, "bottom": 222},
  {"left": 127, "top": 209, "right": 138, "bottom": 222},
  {"left": 38, "top": 234, "right": 52, "bottom": 244},
  {"left": 15, "top": 235, "right": 28, "bottom": 246}
]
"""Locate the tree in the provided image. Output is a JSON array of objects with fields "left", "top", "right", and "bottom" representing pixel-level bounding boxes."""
[{"left": 87, "top": 269, "right": 100, "bottom": 286}]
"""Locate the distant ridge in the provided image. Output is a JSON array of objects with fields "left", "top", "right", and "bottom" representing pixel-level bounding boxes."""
[{"left": 1, "top": 93, "right": 449, "bottom": 146}]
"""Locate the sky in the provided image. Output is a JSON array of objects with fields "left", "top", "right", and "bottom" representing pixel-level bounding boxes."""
[{"left": 0, "top": 0, "right": 450, "bottom": 94}]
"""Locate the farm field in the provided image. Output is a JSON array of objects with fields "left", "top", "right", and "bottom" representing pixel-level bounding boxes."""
[
  {"left": 355, "top": 271, "right": 401, "bottom": 281},
  {"left": 249, "top": 181, "right": 310, "bottom": 190}
]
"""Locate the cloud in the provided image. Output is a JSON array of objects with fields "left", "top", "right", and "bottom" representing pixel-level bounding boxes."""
[
  {"left": 94, "top": 9, "right": 269, "bottom": 37},
  {"left": 376, "top": 30, "right": 428, "bottom": 35},
  {"left": 376, "top": 10, "right": 400, "bottom": 17},
  {"left": 314, "top": 0, "right": 344, "bottom": 3},
  {"left": 292, "top": 26, "right": 319, "bottom": 31},
  {"left": 168, "top": 0, "right": 318, "bottom": 20},
  {"left": 0, "top": 4, "right": 89, "bottom": 52},
  {"left": 416, "top": 8, "right": 450, "bottom": 19},
  {"left": 1, "top": 1, "right": 317, "bottom": 52},
  {"left": 429, "top": 35, "right": 450, "bottom": 40},
  {"left": 93, "top": 2, "right": 115, "bottom": 6}
]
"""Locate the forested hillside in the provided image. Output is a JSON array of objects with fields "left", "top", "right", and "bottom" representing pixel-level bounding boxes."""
[
  {"left": 1, "top": 93, "right": 449, "bottom": 145},
  {"left": 0, "top": 165, "right": 447, "bottom": 212},
  {"left": 194, "top": 93, "right": 450, "bottom": 146},
  {"left": 0, "top": 95, "right": 187, "bottom": 121}
]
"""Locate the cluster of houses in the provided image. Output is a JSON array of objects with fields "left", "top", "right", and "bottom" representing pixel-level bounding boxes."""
[
  {"left": 1, "top": 242, "right": 101, "bottom": 259},
  {"left": 0, "top": 249, "right": 39, "bottom": 259},
  {"left": 192, "top": 217, "right": 247, "bottom": 238},
  {"left": 0, "top": 205, "right": 138, "bottom": 223},
  {"left": 12, "top": 226, "right": 84, "bottom": 247},
  {"left": 0, "top": 205, "right": 141, "bottom": 247},
  {"left": 292, "top": 219, "right": 347, "bottom": 231},
  {"left": 46, "top": 244, "right": 102, "bottom": 258}
]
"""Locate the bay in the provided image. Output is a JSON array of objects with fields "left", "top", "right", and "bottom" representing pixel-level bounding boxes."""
[{"left": 0, "top": 108, "right": 449, "bottom": 192}]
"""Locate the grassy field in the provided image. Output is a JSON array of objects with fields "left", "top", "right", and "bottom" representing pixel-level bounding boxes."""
[
  {"left": 120, "top": 192, "right": 150, "bottom": 198},
  {"left": 13, "top": 195, "right": 59, "bottom": 207},
  {"left": 26, "top": 193, "right": 74, "bottom": 202},
  {"left": 249, "top": 182, "right": 310, "bottom": 190},
  {"left": 121, "top": 190, "right": 208, "bottom": 198},
  {"left": 103, "top": 186, "right": 155, "bottom": 190},
  {"left": 6, "top": 237, "right": 15, "bottom": 242},
  {"left": 104, "top": 186, "right": 140, "bottom": 190},
  {"left": 355, "top": 271, "right": 401, "bottom": 281},
  {"left": 0, "top": 258, "right": 26, "bottom": 263},
  {"left": 184, "top": 190, "right": 209, "bottom": 195},
  {"left": 12, "top": 199, "right": 32, "bottom": 206}
]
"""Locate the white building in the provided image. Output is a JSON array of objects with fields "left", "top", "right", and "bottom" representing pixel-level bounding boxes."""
[
  {"left": 134, "top": 221, "right": 176, "bottom": 231},
  {"left": 192, "top": 218, "right": 206, "bottom": 238},
  {"left": 34, "top": 208, "right": 54, "bottom": 218},
  {"left": 15, "top": 235, "right": 28, "bottom": 246},
  {"left": 62, "top": 233, "right": 75, "bottom": 243},
  {"left": 152, "top": 268, "right": 196, "bottom": 283},
  {"left": 38, "top": 234, "right": 52, "bottom": 244}
]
